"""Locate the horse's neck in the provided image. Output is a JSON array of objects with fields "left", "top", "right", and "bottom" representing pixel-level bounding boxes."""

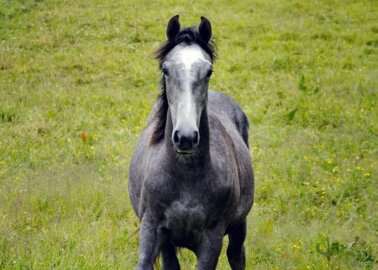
[{"left": 164, "top": 106, "right": 210, "bottom": 163}]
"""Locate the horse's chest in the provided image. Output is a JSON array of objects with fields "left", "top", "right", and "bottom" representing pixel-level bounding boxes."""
[
  {"left": 144, "top": 170, "right": 236, "bottom": 246},
  {"left": 165, "top": 199, "right": 206, "bottom": 230},
  {"left": 163, "top": 198, "right": 207, "bottom": 246},
  {"left": 161, "top": 179, "right": 233, "bottom": 242}
]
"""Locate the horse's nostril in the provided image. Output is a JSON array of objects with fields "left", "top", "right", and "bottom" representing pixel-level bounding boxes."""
[
  {"left": 193, "top": 131, "right": 199, "bottom": 145},
  {"left": 173, "top": 130, "right": 180, "bottom": 145}
]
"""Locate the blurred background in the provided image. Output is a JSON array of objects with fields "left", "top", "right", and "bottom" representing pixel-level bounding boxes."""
[{"left": 0, "top": 0, "right": 377, "bottom": 269}]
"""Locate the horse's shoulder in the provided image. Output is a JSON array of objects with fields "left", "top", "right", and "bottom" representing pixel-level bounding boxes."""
[{"left": 129, "top": 125, "right": 165, "bottom": 183}]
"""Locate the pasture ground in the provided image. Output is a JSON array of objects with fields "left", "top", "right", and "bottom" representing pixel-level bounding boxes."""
[{"left": 0, "top": 0, "right": 377, "bottom": 269}]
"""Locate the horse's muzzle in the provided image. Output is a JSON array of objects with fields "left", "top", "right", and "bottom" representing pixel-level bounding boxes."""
[{"left": 172, "top": 129, "right": 199, "bottom": 154}]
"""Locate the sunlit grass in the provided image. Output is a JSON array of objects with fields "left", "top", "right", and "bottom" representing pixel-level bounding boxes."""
[{"left": 0, "top": 0, "right": 377, "bottom": 269}]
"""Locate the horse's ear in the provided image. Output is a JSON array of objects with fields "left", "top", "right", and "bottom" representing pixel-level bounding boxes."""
[
  {"left": 198, "top": 16, "right": 212, "bottom": 43},
  {"left": 166, "top": 15, "right": 180, "bottom": 41}
]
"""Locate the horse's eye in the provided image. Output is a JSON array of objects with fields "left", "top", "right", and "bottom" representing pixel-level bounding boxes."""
[
  {"left": 206, "top": 68, "right": 213, "bottom": 78},
  {"left": 162, "top": 68, "right": 169, "bottom": 76}
]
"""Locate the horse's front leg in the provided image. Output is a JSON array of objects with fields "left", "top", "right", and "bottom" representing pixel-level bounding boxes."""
[
  {"left": 136, "top": 215, "right": 161, "bottom": 270},
  {"left": 196, "top": 227, "right": 224, "bottom": 270}
]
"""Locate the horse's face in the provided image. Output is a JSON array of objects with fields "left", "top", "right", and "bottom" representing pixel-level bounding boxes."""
[
  {"left": 162, "top": 16, "right": 213, "bottom": 154},
  {"left": 163, "top": 44, "right": 212, "bottom": 154}
]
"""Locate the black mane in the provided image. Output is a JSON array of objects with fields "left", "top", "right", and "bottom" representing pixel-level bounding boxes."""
[{"left": 150, "top": 27, "right": 217, "bottom": 145}]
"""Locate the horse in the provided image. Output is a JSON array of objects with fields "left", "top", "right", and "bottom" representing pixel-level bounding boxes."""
[{"left": 128, "top": 15, "right": 254, "bottom": 270}]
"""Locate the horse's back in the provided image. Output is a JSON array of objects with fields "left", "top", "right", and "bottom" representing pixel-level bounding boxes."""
[{"left": 208, "top": 91, "right": 249, "bottom": 147}]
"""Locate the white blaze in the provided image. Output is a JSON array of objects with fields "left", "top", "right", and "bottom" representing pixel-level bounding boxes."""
[{"left": 165, "top": 44, "right": 211, "bottom": 144}]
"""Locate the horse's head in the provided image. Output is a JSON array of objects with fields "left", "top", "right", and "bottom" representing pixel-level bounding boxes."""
[{"left": 158, "top": 15, "right": 215, "bottom": 154}]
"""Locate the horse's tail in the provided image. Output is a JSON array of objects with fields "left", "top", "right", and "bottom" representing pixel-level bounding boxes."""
[
  {"left": 241, "top": 112, "right": 249, "bottom": 148},
  {"left": 233, "top": 109, "right": 249, "bottom": 149}
]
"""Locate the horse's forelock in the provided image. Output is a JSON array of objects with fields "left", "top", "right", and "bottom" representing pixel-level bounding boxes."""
[{"left": 154, "top": 27, "right": 217, "bottom": 66}]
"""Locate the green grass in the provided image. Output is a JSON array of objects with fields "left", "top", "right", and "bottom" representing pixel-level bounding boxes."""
[{"left": 0, "top": 0, "right": 377, "bottom": 269}]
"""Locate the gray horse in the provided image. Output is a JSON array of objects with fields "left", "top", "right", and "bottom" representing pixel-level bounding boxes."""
[{"left": 128, "top": 15, "right": 254, "bottom": 270}]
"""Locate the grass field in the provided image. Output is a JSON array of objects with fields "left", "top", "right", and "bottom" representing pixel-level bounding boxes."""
[{"left": 0, "top": 0, "right": 377, "bottom": 269}]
